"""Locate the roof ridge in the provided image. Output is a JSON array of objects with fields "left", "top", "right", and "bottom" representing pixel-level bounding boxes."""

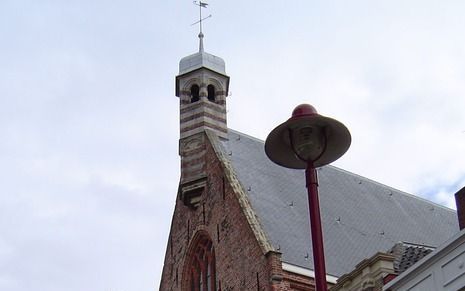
[
  {"left": 328, "top": 165, "right": 456, "bottom": 213},
  {"left": 228, "top": 128, "right": 266, "bottom": 143},
  {"left": 396, "top": 241, "right": 436, "bottom": 250}
]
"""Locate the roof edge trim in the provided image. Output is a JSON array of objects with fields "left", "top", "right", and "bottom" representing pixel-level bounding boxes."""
[
  {"left": 205, "top": 129, "right": 274, "bottom": 255},
  {"left": 282, "top": 262, "right": 338, "bottom": 284}
]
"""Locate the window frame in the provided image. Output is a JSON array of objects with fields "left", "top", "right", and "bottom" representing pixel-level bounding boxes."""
[{"left": 184, "top": 233, "right": 217, "bottom": 291}]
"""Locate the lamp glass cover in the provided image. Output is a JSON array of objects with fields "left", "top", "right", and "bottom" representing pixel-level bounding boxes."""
[{"left": 290, "top": 125, "right": 325, "bottom": 162}]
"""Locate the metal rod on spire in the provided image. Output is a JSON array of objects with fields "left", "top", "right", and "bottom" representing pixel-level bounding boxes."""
[
  {"left": 193, "top": 1, "right": 210, "bottom": 34},
  {"left": 192, "top": 1, "right": 211, "bottom": 52},
  {"left": 191, "top": 14, "right": 212, "bottom": 28}
]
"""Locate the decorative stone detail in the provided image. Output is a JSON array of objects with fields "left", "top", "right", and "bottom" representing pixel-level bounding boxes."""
[
  {"left": 179, "top": 177, "right": 207, "bottom": 209},
  {"left": 179, "top": 133, "right": 207, "bottom": 184},
  {"left": 361, "top": 279, "right": 375, "bottom": 290},
  {"left": 330, "top": 252, "right": 395, "bottom": 291},
  {"left": 179, "top": 134, "right": 205, "bottom": 155}
]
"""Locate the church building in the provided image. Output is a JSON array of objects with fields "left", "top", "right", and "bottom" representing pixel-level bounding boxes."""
[{"left": 159, "top": 33, "right": 459, "bottom": 291}]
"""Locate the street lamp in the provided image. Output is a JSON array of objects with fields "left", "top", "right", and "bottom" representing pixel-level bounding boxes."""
[{"left": 265, "top": 104, "right": 351, "bottom": 291}]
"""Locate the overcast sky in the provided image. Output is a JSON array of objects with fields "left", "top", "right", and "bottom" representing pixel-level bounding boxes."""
[{"left": 1, "top": 1, "right": 465, "bottom": 290}]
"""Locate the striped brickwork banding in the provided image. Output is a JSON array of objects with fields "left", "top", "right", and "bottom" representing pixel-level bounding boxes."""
[
  {"left": 180, "top": 100, "right": 226, "bottom": 115},
  {"left": 181, "top": 163, "right": 206, "bottom": 182},
  {"left": 180, "top": 98, "right": 225, "bottom": 105},
  {"left": 179, "top": 134, "right": 208, "bottom": 184},
  {"left": 181, "top": 122, "right": 228, "bottom": 140},
  {"left": 180, "top": 98, "right": 228, "bottom": 140},
  {"left": 180, "top": 112, "right": 226, "bottom": 124}
]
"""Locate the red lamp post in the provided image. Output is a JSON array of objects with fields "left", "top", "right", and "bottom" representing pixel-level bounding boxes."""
[{"left": 264, "top": 104, "right": 351, "bottom": 291}]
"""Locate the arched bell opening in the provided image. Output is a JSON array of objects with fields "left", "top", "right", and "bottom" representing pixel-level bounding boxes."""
[
  {"left": 191, "top": 84, "right": 200, "bottom": 103},
  {"left": 207, "top": 85, "right": 215, "bottom": 102}
]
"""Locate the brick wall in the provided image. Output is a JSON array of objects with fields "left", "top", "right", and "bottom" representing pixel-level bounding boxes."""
[
  {"left": 282, "top": 271, "right": 316, "bottom": 291},
  {"left": 160, "top": 132, "right": 286, "bottom": 290}
]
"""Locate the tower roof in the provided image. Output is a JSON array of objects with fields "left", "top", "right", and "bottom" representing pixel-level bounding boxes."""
[{"left": 178, "top": 33, "right": 227, "bottom": 76}]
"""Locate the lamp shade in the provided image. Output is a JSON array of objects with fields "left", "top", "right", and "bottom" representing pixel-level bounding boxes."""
[{"left": 265, "top": 104, "right": 351, "bottom": 169}]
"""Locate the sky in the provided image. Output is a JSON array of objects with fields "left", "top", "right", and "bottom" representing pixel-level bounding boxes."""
[{"left": 1, "top": 0, "right": 465, "bottom": 290}]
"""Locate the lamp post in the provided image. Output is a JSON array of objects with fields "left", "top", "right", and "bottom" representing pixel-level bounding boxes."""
[{"left": 264, "top": 104, "right": 351, "bottom": 291}]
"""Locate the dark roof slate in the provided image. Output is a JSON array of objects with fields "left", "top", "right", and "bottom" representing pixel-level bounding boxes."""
[
  {"left": 220, "top": 129, "right": 459, "bottom": 277},
  {"left": 388, "top": 242, "right": 435, "bottom": 274}
]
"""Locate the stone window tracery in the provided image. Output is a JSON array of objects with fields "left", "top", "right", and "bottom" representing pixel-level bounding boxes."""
[{"left": 185, "top": 235, "right": 216, "bottom": 291}]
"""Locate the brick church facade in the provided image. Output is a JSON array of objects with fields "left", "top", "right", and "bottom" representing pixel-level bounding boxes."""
[{"left": 159, "top": 35, "right": 459, "bottom": 291}]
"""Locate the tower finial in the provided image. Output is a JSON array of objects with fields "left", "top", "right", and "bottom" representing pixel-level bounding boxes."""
[
  {"left": 192, "top": 1, "right": 211, "bottom": 52},
  {"left": 199, "top": 32, "right": 204, "bottom": 52}
]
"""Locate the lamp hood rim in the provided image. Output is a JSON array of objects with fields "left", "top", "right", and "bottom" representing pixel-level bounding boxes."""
[{"left": 264, "top": 114, "right": 351, "bottom": 169}]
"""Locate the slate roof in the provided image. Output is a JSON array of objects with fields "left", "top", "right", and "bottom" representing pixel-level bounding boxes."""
[
  {"left": 220, "top": 129, "right": 459, "bottom": 277},
  {"left": 178, "top": 51, "right": 226, "bottom": 76}
]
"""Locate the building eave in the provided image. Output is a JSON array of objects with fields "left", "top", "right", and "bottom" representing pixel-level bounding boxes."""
[{"left": 282, "top": 262, "right": 338, "bottom": 284}]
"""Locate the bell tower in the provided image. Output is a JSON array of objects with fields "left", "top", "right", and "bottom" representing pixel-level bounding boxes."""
[
  {"left": 175, "top": 30, "right": 230, "bottom": 202},
  {"left": 175, "top": 32, "right": 230, "bottom": 140}
]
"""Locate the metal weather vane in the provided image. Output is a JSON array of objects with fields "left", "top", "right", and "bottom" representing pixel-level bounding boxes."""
[
  {"left": 192, "top": 1, "right": 212, "bottom": 52},
  {"left": 192, "top": 1, "right": 212, "bottom": 34}
]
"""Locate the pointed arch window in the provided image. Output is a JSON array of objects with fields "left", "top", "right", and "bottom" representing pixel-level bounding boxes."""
[{"left": 185, "top": 235, "right": 216, "bottom": 291}]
